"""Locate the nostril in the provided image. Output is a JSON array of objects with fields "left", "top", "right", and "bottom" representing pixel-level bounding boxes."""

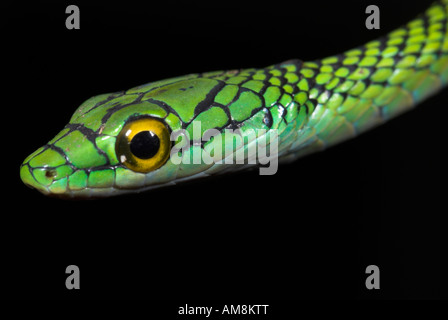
[{"left": 45, "top": 169, "right": 57, "bottom": 179}]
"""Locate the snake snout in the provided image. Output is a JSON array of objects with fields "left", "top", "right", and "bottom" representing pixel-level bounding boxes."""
[{"left": 20, "top": 147, "right": 72, "bottom": 195}]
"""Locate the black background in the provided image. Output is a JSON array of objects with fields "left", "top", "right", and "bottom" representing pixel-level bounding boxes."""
[{"left": 2, "top": 0, "right": 448, "bottom": 302}]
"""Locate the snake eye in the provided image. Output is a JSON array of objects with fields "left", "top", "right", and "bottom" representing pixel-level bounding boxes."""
[{"left": 116, "top": 117, "right": 171, "bottom": 173}]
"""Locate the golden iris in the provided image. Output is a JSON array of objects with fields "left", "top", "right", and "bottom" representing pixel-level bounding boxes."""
[{"left": 116, "top": 117, "right": 171, "bottom": 173}]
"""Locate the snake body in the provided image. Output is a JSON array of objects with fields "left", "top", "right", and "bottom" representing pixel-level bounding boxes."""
[{"left": 20, "top": 1, "right": 448, "bottom": 198}]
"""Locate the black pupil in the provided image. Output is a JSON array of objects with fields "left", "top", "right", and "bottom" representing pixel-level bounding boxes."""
[{"left": 130, "top": 131, "right": 160, "bottom": 159}]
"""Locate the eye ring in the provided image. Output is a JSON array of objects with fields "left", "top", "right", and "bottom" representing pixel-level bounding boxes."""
[{"left": 115, "top": 117, "right": 171, "bottom": 173}]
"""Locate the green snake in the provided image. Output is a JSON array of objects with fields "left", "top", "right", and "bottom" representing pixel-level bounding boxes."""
[{"left": 20, "top": 1, "right": 448, "bottom": 198}]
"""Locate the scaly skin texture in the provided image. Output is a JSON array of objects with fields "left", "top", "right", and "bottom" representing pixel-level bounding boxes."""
[{"left": 20, "top": 0, "right": 448, "bottom": 198}]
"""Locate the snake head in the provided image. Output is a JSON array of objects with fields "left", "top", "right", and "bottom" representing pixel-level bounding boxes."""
[{"left": 20, "top": 73, "right": 281, "bottom": 198}]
